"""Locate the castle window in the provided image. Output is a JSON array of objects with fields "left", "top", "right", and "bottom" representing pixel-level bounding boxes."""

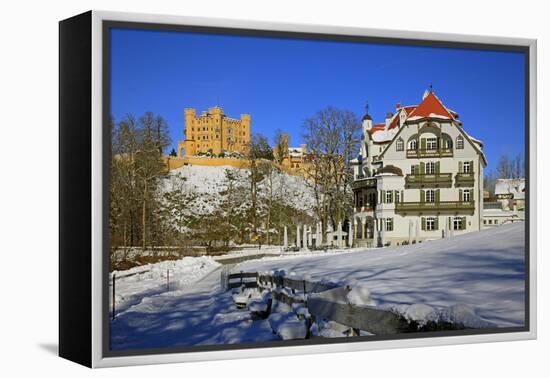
[
  {"left": 408, "top": 139, "right": 418, "bottom": 150},
  {"left": 456, "top": 136, "right": 464, "bottom": 149},
  {"left": 396, "top": 138, "right": 404, "bottom": 151}
]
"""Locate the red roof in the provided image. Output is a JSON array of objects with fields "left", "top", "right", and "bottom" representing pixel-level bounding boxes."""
[
  {"left": 371, "top": 123, "right": 385, "bottom": 133},
  {"left": 407, "top": 92, "right": 454, "bottom": 120}
]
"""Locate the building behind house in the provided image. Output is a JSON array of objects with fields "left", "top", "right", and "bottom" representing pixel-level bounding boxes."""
[{"left": 482, "top": 178, "right": 525, "bottom": 228}]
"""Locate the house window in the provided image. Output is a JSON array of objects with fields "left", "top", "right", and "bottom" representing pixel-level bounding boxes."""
[
  {"left": 386, "top": 191, "right": 393, "bottom": 203},
  {"left": 426, "top": 189, "right": 435, "bottom": 203},
  {"left": 495, "top": 219, "right": 499, "bottom": 225},
  {"left": 395, "top": 191, "right": 400, "bottom": 203},
  {"left": 409, "top": 140, "right": 418, "bottom": 150},
  {"left": 396, "top": 138, "right": 404, "bottom": 151},
  {"left": 426, "top": 137, "right": 438, "bottom": 150},
  {"left": 462, "top": 189, "right": 471, "bottom": 202},
  {"left": 463, "top": 161, "right": 471, "bottom": 173},
  {"left": 456, "top": 136, "right": 464, "bottom": 149},
  {"left": 453, "top": 217, "right": 464, "bottom": 230},
  {"left": 411, "top": 165, "right": 417, "bottom": 175},
  {"left": 426, "top": 162, "right": 435, "bottom": 175},
  {"left": 445, "top": 138, "right": 453, "bottom": 149},
  {"left": 426, "top": 217, "right": 436, "bottom": 231},
  {"left": 385, "top": 218, "right": 394, "bottom": 232}
]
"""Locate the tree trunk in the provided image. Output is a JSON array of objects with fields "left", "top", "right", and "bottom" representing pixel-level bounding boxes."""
[{"left": 142, "top": 180, "right": 147, "bottom": 253}]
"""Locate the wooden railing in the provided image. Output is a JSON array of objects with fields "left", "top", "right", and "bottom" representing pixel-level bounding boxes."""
[
  {"left": 351, "top": 177, "right": 376, "bottom": 190},
  {"left": 227, "top": 271, "right": 471, "bottom": 336},
  {"left": 395, "top": 200, "right": 475, "bottom": 214},
  {"left": 406, "top": 148, "right": 453, "bottom": 158},
  {"left": 455, "top": 172, "right": 475, "bottom": 187},
  {"left": 404, "top": 173, "right": 452, "bottom": 188}
]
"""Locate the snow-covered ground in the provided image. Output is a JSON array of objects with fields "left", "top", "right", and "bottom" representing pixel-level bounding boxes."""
[
  {"left": 109, "top": 223, "right": 525, "bottom": 350},
  {"left": 110, "top": 256, "right": 220, "bottom": 316},
  {"left": 237, "top": 223, "right": 526, "bottom": 327}
]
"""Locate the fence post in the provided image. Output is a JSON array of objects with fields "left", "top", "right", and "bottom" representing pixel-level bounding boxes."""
[
  {"left": 167, "top": 269, "right": 170, "bottom": 291},
  {"left": 112, "top": 274, "right": 116, "bottom": 320}
]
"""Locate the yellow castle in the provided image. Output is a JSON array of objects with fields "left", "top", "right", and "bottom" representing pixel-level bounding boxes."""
[{"left": 177, "top": 106, "right": 251, "bottom": 158}]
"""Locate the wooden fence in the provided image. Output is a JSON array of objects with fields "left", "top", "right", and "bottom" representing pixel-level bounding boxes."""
[{"left": 225, "top": 271, "right": 422, "bottom": 336}]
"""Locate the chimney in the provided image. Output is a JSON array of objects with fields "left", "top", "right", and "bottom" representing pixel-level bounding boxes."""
[{"left": 385, "top": 112, "right": 393, "bottom": 128}]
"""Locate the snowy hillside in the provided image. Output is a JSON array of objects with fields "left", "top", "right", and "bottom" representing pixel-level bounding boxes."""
[
  {"left": 164, "top": 164, "right": 316, "bottom": 214},
  {"left": 237, "top": 223, "right": 526, "bottom": 327}
]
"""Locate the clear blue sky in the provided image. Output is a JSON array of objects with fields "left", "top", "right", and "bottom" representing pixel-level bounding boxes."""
[{"left": 110, "top": 28, "right": 526, "bottom": 171}]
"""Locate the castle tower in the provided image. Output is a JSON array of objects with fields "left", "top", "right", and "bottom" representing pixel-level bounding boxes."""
[{"left": 177, "top": 107, "right": 251, "bottom": 158}]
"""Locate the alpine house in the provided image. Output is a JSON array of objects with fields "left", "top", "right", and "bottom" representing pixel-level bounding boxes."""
[{"left": 350, "top": 89, "right": 486, "bottom": 247}]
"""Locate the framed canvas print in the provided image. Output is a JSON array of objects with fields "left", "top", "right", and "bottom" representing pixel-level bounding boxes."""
[{"left": 59, "top": 10, "right": 537, "bottom": 368}]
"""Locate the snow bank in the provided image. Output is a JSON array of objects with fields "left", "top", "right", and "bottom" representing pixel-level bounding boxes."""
[
  {"left": 110, "top": 256, "right": 220, "bottom": 315},
  {"left": 268, "top": 313, "right": 308, "bottom": 340}
]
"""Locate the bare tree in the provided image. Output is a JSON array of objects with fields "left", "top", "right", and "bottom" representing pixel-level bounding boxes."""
[{"left": 302, "top": 107, "right": 361, "bottom": 231}]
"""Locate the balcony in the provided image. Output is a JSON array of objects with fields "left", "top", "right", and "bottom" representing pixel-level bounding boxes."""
[
  {"left": 351, "top": 177, "right": 376, "bottom": 190},
  {"left": 395, "top": 200, "right": 475, "bottom": 214},
  {"left": 406, "top": 148, "right": 453, "bottom": 159},
  {"left": 404, "top": 173, "right": 453, "bottom": 188},
  {"left": 455, "top": 172, "right": 475, "bottom": 187}
]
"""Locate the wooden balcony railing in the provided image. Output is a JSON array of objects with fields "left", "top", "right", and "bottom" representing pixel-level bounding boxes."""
[
  {"left": 404, "top": 173, "right": 452, "bottom": 188},
  {"left": 395, "top": 200, "right": 475, "bottom": 214},
  {"left": 406, "top": 148, "right": 453, "bottom": 159},
  {"left": 351, "top": 177, "right": 376, "bottom": 190},
  {"left": 455, "top": 172, "right": 475, "bottom": 187}
]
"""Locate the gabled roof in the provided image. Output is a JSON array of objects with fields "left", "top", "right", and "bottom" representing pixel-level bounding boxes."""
[{"left": 407, "top": 92, "right": 455, "bottom": 120}]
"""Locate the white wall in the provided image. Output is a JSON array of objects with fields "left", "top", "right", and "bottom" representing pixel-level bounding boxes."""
[{"left": 1, "top": 1, "right": 546, "bottom": 378}]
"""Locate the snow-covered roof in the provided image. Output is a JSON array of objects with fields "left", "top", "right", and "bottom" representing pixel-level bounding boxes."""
[{"left": 495, "top": 178, "right": 525, "bottom": 199}]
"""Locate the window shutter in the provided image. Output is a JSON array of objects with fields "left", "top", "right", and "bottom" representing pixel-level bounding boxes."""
[
  {"left": 459, "top": 189, "right": 463, "bottom": 202},
  {"left": 435, "top": 161, "right": 440, "bottom": 174},
  {"left": 381, "top": 190, "right": 386, "bottom": 204},
  {"left": 420, "top": 162, "right": 425, "bottom": 174},
  {"left": 435, "top": 189, "right": 440, "bottom": 203},
  {"left": 421, "top": 138, "right": 426, "bottom": 150},
  {"left": 448, "top": 216, "right": 452, "bottom": 229},
  {"left": 461, "top": 217, "right": 467, "bottom": 230},
  {"left": 458, "top": 161, "right": 463, "bottom": 173},
  {"left": 420, "top": 190, "right": 425, "bottom": 203},
  {"left": 421, "top": 217, "right": 426, "bottom": 231},
  {"left": 434, "top": 217, "right": 439, "bottom": 230},
  {"left": 470, "top": 160, "right": 474, "bottom": 174},
  {"left": 401, "top": 190, "right": 404, "bottom": 203}
]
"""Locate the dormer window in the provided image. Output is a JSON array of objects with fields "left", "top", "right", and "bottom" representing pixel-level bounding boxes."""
[
  {"left": 408, "top": 140, "right": 418, "bottom": 150},
  {"left": 396, "top": 138, "right": 404, "bottom": 151},
  {"left": 456, "top": 136, "right": 464, "bottom": 149}
]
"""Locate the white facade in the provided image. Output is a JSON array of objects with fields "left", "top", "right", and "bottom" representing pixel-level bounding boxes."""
[{"left": 351, "top": 91, "right": 486, "bottom": 247}]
